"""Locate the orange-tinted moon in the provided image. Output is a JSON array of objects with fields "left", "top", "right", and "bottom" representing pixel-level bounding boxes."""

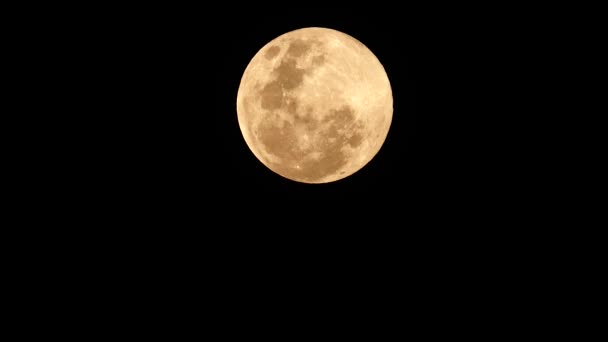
[{"left": 237, "top": 27, "right": 393, "bottom": 183}]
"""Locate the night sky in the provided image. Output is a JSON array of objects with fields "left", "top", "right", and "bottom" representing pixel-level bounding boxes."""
[
  {"left": 51, "top": 6, "right": 552, "bottom": 306},
  {"left": 99, "top": 6, "right": 524, "bottom": 217}
]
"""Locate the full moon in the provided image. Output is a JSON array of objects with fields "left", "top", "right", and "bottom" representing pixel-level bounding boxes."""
[{"left": 236, "top": 27, "right": 393, "bottom": 183}]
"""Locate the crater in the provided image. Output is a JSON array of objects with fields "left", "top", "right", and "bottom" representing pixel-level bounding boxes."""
[{"left": 264, "top": 45, "right": 280, "bottom": 59}]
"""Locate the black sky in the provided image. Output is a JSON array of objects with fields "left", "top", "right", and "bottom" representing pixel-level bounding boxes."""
[
  {"left": 35, "top": 5, "right": 565, "bottom": 302},
  {"left": 36, "top": 5, "right": 561, "bottom": 284},
  {"left": 90, "top": 6, "right": 532, "bottom": 217}
]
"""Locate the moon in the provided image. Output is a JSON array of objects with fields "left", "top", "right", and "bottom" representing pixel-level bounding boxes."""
[{"left": 236, "top": 27, "right": 393, "bottom": 183}]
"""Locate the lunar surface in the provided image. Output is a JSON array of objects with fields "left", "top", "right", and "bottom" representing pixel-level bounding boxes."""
[{"left": 236, "top": 27, "right": 393, "bottom": 183}]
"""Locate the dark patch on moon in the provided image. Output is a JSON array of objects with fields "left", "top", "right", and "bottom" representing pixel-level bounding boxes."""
[
  {"left": 287, "top": 100, "right": 314, "bottom": 127},
  {"left": 296, "top": 111, "right": 315, "bottom": 127},
  {"left": 265, "top": 45, "right": 280, "bottom": 59},
  {"left": 274, "top": 59, "right": 305, "bottom": 90},
  {"left": 342, "top": 118, "right": 365, "bottom": 148},
  {"left": 312, "top": 55, "right": 325, "bottom": 66},
  {"left": 323, "top": 106, "right": 354, "bottom": 126},
  {"left": 287, "top": 39, "right": 311, "bottom": 57},
  {"left": 286, "top": 98, "right": 297, "bottom": 116},
  {"left": 258, "top": 39, "right": 326, "bottom": 115},
  {"left": 258, "top": 120, "right": 303, "bottom": 163},
  {"left": 259, "top": 59, "right": 306, "bottom": 110},
  {"left": 347, "top": 127, "right": 363, "bottom": 148},
  {"left": 260, "top": 81, "right": 283, "bottom": 110}
]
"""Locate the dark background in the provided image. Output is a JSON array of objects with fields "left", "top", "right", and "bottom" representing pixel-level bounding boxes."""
[
  {"left": 20, "top": 6, "right": 573, "bottom": 318},
  {"left": 66, "top": 6, "right": 543, "bottom": 221},
  {"left": 10, "top": 7, "right": 579, "bottom": 325}
]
